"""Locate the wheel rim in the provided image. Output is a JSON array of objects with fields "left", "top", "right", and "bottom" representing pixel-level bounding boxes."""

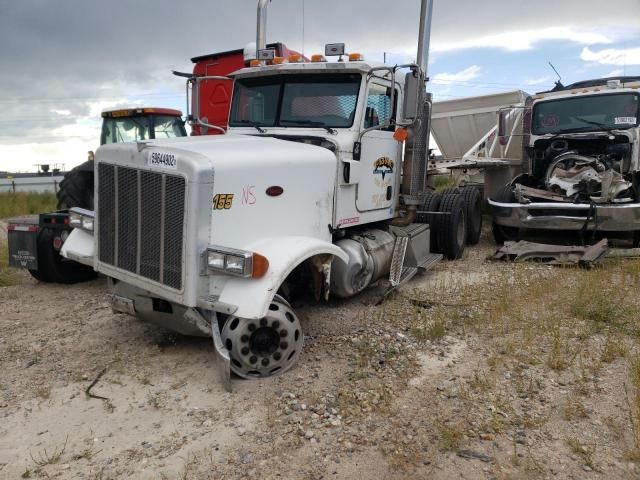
[{"left": 221, "top": 295, "right": 303, "bottom": 378}]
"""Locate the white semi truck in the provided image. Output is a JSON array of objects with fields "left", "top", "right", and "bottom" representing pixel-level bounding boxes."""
[
  {"left": 61, "top": 0, "right": 481, "bottom": 389},
  {"left": 488, "top": 77, "right": 640, "bottom": 244}
]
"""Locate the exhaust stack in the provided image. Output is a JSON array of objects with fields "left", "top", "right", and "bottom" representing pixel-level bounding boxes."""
[
  {"left": 416, "top": 0, "right": 434, "bottom": 78},
  {"left": 256, "top": 0, "right": 271, "bottom": 53},
  {"left": 402, "top": 0, "right": 434, "bottom": 203}
]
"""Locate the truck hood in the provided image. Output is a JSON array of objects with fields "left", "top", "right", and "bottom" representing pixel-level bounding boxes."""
[{"left": 95, "top": 134, "right": 338, "bottom": 250}]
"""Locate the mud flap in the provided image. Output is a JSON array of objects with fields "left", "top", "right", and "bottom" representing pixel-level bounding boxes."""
[{"left": 184, "top": 308, "right": 232, "bottom": 392}]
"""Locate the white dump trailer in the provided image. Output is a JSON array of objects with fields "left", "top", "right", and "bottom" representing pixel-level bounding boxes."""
[{"left": 429, "top": 90, "right": 528, "bottom": 198}]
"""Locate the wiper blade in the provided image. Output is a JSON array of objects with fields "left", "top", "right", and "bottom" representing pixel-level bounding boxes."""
[
  {"left": 569, "top": 116, "right": 614, "bottom": 131},
  {"left": 232, "top": 120, "right": 266, "bottom": 133},
  {"left": 280, "top": 119, "right": 337, "bottom": 134}
]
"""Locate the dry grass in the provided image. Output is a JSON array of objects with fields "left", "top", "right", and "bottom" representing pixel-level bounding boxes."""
[
  {"left": 29, "top": 435, "right": 68, "bottom": 468},
  {"left": 626, "top": 356, "right": 640, "bottom": 461},
  {"left": 0, "top": 191, "right": 57, "bottom": 219},
  {"left": 438, "top": 421, "right": 464, "bottom": 451},
  {"left": 0, "top": 238, "right": 21, "bottom": 287}
]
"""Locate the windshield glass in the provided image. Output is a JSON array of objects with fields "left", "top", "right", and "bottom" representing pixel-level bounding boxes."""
[
  {"left": 102, "top": 115, "right": 185, "bottom": 144},
  {"left": 102, "top": 116, "right": 151, "bottom": 144},
  {"left": 229, "top": 74, "right": 361, "bottom": 128},
  {"left": 532, "top": 92, "right": 639, "bottom": 134},
  {"left": 153, "top": 115, "right": 187, "bottom": 139}
]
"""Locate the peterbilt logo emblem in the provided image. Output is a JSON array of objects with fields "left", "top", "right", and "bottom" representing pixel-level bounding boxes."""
[{"left": 373, "top": 156, "right": 394, "bottom": 179}]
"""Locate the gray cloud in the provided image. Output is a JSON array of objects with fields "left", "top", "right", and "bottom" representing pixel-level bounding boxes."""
[{"left": 0, "top": 0, "right": 638, "bottom": 144}]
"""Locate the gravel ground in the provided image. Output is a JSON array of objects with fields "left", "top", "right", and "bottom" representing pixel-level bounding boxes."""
[{"left": 1, "top": 223, "right": 639, "bottom": 479}]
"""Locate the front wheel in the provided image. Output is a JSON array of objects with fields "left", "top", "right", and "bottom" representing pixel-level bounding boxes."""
[{"left": 220, "top": 295, "right": 304, "bottom": 378}]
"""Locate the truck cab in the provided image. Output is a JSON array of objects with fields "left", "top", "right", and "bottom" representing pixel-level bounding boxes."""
[
  {"left": 60, "top": 1, "right": 474, "bottom": 388},
  {"left": 489, "top": 77, "right": 640, "bottom": 244},
  {"left": 226, "top": 55, "right": 404, "bottom": 227}
]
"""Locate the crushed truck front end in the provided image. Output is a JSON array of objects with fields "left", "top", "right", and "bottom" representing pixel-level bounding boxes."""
[{"left": 489, "top": 78, "right": 640, "bottom": 240}]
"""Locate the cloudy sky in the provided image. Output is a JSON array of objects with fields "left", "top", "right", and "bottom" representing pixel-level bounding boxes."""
[{"left": 0, "top": 0, "right": 639, "bottom": 172}]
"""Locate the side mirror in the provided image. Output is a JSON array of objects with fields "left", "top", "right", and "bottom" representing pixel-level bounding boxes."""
[
  {"left": 403, "top": 71, "right": 421, "bottom": 121},
  {"left": 498, "top": 108, "right": 509, "bottom": 146}
]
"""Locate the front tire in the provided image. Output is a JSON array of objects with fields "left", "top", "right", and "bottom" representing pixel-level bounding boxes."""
[{"left": 220, "top": 295, "right": 304, "bottom": 378}]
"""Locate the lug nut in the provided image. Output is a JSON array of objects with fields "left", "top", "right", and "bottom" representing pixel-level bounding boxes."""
[
  {"left": 280, "top": 329, "right": 288, "bottom": 338},
  {"left": 260, "top": 318, "right": 268, "bottom": 326},
  {"left": 280, "top": 341, "right": 288, "bottom": 350},
  {"left": 240, "top": 335, "right": 249, "bottom": 343},
  {"left": 249, "top": 356, "right": 257, "bottom": 364},
  {"left": 248, "top": 323, "right": 256, "bottom": 332},
  {"left": 241, "top": 347, "right": 250, "bottom": 355},
  {"left": 272, "top": 320, "right": 280, "bottom": 329},
  {"left": 261, "top": 358, "right": 270, "bottom": 367},
  {"left": 273, "top": 352, "right": 282, "bottom": 361}
]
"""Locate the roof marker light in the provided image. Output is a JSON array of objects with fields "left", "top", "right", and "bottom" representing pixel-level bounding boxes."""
[
  {"left": 249, "top": 59, "right": 261, "bottom": 67},
  {"left": 325, "top": 43, "right": 345, "bottom": 56},
  {"left": 348, "top": 53, "right": 364, "bottom": 61},
  {"left": 257, "top": 48, "right": 276, "bottom": 61},
  {"left": 311, "top": 54, "right": 327, "bottom": 62},
  {"left": 288, "top": 53, "right": 304, "bottom": 63},
  {"left": 272, "top": 56, "right": 286, "bottom": 65}
]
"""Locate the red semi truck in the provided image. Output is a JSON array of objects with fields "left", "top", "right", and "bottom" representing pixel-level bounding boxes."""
[{"left": 183, "top": 43, "right": 303, "bottom": 135}]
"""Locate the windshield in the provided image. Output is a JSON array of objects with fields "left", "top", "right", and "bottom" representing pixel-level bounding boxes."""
[
  {"left": 229, "top": 74, "right": 361, "bottom": 129},
  {"left": 153, "top": 115, "right": 187, "bottom": 139},
  {"left": 532, "top": 92, "right": 639, "bottom": 135},
  {"left": 102, "top": 115, "right": 185, "bottom": 145}
]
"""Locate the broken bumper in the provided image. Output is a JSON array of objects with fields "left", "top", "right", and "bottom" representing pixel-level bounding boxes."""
[{"left": 489, "top": 200, "right": 640, "bottom": 231}]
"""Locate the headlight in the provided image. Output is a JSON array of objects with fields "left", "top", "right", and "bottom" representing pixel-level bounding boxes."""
[
  {"left": 205, "top": 247, "right": 268, "bottom": 278},
  {"left": 225, "top": 255, "right": 246, "bottom": 274},
  {"left": 207, "top": 251, "right": 225, "bottom": 270},
  {"left": 68, "top": 207, "right": 95, "bottom": 233}
]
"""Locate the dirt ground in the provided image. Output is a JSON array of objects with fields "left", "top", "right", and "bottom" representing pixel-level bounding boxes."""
[{"left": 1, "top": 223, "right": 639, "bottom": 480}]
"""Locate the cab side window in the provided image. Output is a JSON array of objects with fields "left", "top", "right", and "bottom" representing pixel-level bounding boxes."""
[{"left": 364, "top": 83, "right": 394, "bottom": 130}]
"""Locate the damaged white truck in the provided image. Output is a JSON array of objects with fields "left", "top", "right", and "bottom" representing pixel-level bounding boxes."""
[
  {"left": 61, "top": 0, "right": 479, "bottom": 389},
  {"left": 489, "top": 77, "right": 640, "bottom": 245}
]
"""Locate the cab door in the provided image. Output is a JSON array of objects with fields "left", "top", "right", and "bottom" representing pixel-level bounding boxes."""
[{"left": 355, "top": 81, "right": 402, "bottom": 212}]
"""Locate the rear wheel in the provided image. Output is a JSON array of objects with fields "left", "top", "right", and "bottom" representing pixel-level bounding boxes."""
[
  {"left": 436, "top": 193, "right": 467, "bottom": 260},
  {"left": 221, "top": 295, "right": 304, "bottom": 378},
  {"left": 418, "top": 193, "right": 443, "bottom": 252},
  {"left": 461, "top": 186, "right": 483, "bottom": 245},
  {"left": 30, "top": 227, "right": 97, "bottom": 284},
  {"left": 56, "top": 160, "right": 94, "bottom": 209},
  {"left": 491, "top": 185, "right": 519, "bottom": 244},
  {"left": 439, "top": 186, "right": 460, "bottom": 196}
]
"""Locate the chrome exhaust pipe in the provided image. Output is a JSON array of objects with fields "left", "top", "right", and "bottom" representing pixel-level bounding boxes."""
[
  {"left": 256, "top": 0, "right": 271, "bottom": 52},
  {"left": 416, "top": 0, "right": 434, "bottom": 77}
]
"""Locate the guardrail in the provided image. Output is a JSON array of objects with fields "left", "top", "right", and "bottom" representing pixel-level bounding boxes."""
[{"left": 0, "top": 177, "right": 64, "bottom": 194}]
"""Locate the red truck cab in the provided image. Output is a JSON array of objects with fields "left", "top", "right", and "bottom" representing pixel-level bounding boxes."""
[{"left": 189, "top": 43, "right": 302, "bottom": 135}]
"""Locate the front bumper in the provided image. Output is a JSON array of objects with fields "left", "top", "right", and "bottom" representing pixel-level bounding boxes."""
[{"left": 489, "top": 199, "right": 640, "bottom": 231}]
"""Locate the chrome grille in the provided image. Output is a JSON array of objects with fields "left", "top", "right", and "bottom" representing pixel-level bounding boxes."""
[{"left": 98, "top": 163, "right": 186, "bottom": 290}]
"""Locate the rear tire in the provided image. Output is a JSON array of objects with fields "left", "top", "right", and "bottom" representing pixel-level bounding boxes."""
[
  {"left": 56, "top": 160, "right": 94, "bottom": 209},
  {"left": 418, "top": 193, "right": 442, "bottom": 252},
  {"left": 31, "top": 227, "right": 97, "bottom": 284},
  {"left": 436, "top": 193, "right": 467, "bottom": 260},
  {"left": 439, "top": 186, "right": 460, "bottom": 196},
  {"left": 491, "top": 185, "right": 519, "bottom": 244},
  {"left": 461, "top": 186, "right": 483, "bottom": 245}
]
